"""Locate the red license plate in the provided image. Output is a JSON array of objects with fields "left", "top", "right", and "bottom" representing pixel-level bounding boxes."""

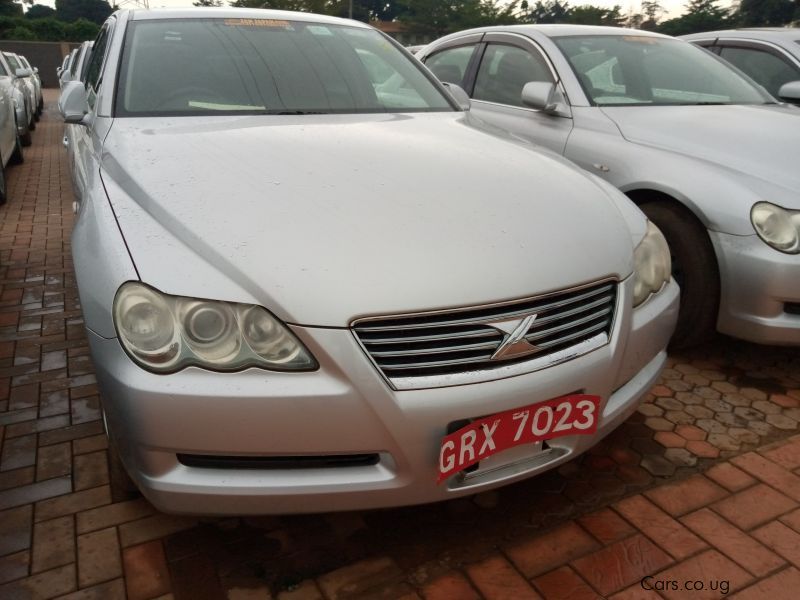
[{"left": 437, "top": 394, "right": 601, "bottom": 483}]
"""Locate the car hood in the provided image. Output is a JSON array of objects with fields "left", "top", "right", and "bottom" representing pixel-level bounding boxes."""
[
  {"left": 101, "top": 112, "right": 638, "bottom": 327},
  {"left": 601, "top": 104, "right": 800, "bottom": 204}
]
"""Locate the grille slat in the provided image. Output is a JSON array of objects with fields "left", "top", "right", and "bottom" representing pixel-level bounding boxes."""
[{"left": 354, "top": 281, "right": 617, "bottom": 386}]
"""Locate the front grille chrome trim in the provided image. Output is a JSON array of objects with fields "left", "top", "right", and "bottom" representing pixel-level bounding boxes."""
[{"left": 352, "top": 279, "right": 619, "bottom": 390}]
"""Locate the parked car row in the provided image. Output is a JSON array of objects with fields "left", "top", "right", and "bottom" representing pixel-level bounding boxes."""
[
  {"left": 56, "top": 9, "right": 795, "bottom": 516},
  {"left": 0, "top": 51, "right": 43, "bottom": 205}
]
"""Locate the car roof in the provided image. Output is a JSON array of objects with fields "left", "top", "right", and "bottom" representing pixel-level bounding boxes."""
[
  {"left": 438, "top": 24, "right": 670, "bottom": 39},
  {"left": 682, "top": 28, "right": 800, "bottom": 41},
  {"left": 125, "top": 7, "right": 371, "bottom": 29}
]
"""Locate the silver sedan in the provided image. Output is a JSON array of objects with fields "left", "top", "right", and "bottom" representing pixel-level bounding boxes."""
[
  {"left": 59, "top": 9, "right": 677, "bottom": 515},
  {"left": 418, "top": 25, "right": 800, "bottom": 347}
]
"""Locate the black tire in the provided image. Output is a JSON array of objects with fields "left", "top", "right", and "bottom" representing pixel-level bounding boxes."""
[
  {"left": 20, "top": 129, "right": 31, "bottom": 147},
  {"left": 640, "top": 200, "right": 720, "bottom": 348},
  {"left": 28, "top": 116, "right": 35, "bottom": 131},
  {"left": 9, "top": 127, "right": 23, "bottom": 165}
]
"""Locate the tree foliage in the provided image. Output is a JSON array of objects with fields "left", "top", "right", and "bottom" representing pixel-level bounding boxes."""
[
  {"left": 0, "top": 14, "right": 99, "bottom": 40},
  {"left": 54, "top": 0, "right": 112, "bottom": 25},
  {"left": 658, "top": 0, "right": 731, "bottom": 36},
  {"left": 25, "top": 3, "right": 55, "bottom": 18}
]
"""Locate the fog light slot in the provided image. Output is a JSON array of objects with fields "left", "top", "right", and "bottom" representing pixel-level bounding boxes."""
[{"left": 177, "top": 453, "right": 380, "bottom": 470}]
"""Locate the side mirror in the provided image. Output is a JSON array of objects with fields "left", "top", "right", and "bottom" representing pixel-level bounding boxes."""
[
  {"left": 441, "top": 82, "right": 471, "bottom": 111},
  {"left": 33, "top": 67, "right": 39, "bottom": 74},
  {"left": 59, "top": 80, "right": 89, "bottom": 125},
  {"left": 778, "top": 80, "right": 800, "bottom": 104},
  {"left": 59, "top": 69, "right": 73, "bottom": 84},
  {"left": 521, "top": 81, "right": 570, "bottom": 117},
  {"left": 15, "top": 68, "right": 31, "bottom": 78}
]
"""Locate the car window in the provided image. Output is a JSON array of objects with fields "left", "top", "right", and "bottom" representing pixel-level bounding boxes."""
[
  {"left": 473, "top": 44, "right": 554, "bottom": 108},
  {"left": 4, "top": 54, "right": 20, "bottom": 71},
  {"left": 718, "top": 46, "right": 800, "bottom": 98},
  {"left": 116, "top": 18, "right": 453, "bottom": 116},
  {"left": 85, "top": 24, "right": 112, "bottom": 110},
  {"left": 424, "top": 45, "right": 476, "bottom": 87},
  {"left": 555, "top": 35, "right": 770, "bottom": 106},
  {"left": 0, "top": 59, "right": 6, "bottom": 77}
]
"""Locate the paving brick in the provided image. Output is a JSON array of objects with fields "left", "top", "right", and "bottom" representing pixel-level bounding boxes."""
[
  {"left": 0, "top": 563, "right": 76, "bottom": 599},
  {"left": 78, "top": 527, "right": 122, "bottom": 587},
  {"left": 38, "top": 421, "right": 104, "bottom": 447},
  {"left": 644, "top": 474, "right": 728, "bottom": 516},
  {"left": 277, "top": 580, "right": 324, "bottom": 600},
  {"left": 711, "top": 484, "right": 797, "bottom": 530},
  {"left": 704, "top": 462, "right": 757, "bottom": 492},
  {"left": 73, "top": 450, "right": 109, "bottom": 491},
  {"left": 505, "top": 522, "right": 600, "bottom": 578},
  {"left": 0, "top": 475, "right": 71, "bottom": 511},
  {"left": 577, "top": 507, "right": 635, "bottom": 545},
  {"left": 681, "top": 508, "right": 785, "bottom": 576},
  {"left": 76, "top": 497, "right": 155, "bottom": 534},
  {"left": 58, "top": 578, "right": 127, "bottom": 600},
  {"left": 752, "top": 521, "right": 800, "bottom": 568},
  {"left": 613, "top": 495, "right": 707, "bottom": 559},
  {"left": 571, "top": 534, "right": 672, "bottom": 597},
  {"left": 0, "top": 466, "right": 34, "bottom": 492},
  {"left": 317, "top": 556, "right": 402, "bottom": 600},
  {"left": 731, "top": 452, "right": 800, "bottom": 502},
  {"left": 421, "top": 571, "right": 480, "bottom": 600},
  {"left": 35, "top": 485, "right": 110, "bottom": 522},
  {"left": 31, "top": 515, "right": 75, "bottom": 573},
  {"left": 123, "top": 541, "right": 171, "bottom": 600},
  {"left": 1, "top": 433, "right": 37, "bottom": 471},
  {"left": 36, "top": 441, "right": 71, "bottom": 481},
  {"left": 72, "top": 434, "right": 107, "bottom": 456},
  {"left": 0, "top": 550, "right": 29, "bottom": 584},
  {"left": 118, "top": 513, "right": 197, "bottom": 548},
  {"left": 533, "top": 566, "right": 599, "bottom": 600},
  {"left": 465, "top": 554, "right": 541, "bottom": 600},
  {"left": 652, "top": 549, "right": 752, "bottom": 599},
  {"left": 731, "top": 567, "right": 800, "bottom": 600}
]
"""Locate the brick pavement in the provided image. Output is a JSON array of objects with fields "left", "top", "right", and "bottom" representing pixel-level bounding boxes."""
[{"left": 0, "top": 90, "right": 799, "bottom": 599}]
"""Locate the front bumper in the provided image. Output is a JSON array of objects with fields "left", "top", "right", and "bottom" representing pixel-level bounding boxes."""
[
  {"left": 89, "top": 277, "right": 678, "bottom": 515},
  {"left": 712, "top": 231, "right": 800, "bottom": 345}
]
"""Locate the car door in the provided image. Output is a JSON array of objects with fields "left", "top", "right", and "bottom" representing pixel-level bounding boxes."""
[
  {"left": 465, "top": 33, "right": 573, "bottom": 155},
  {"left": 0, "top": 60, "right": 14, "bottom": 164},
  {"left": 715, "top": 41, "right": 800, "bottom": 103},
  {"left": 422, "top": 34, "right": 483, "bottom": 90},
  {"left": 73, "top": 21, "right": 114, "bottom": 204}
]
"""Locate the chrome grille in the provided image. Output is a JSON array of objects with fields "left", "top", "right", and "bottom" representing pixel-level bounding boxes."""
[{"left": 353, "top": 281, "right": 617, "bottom": 387}]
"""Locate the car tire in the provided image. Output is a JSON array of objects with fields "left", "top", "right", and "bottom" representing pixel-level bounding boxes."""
[
  {"left": 20, "top": 129, "right": 31, "bottom": 147},
  {"left": 29, "top": 115, "right": 35, "bottom": 131},
  {"left": 639, "top": 200, "right": 719, "bottom": 349},
  {"left": 10, "top": 127, "right": 23, "bottom": 165}
]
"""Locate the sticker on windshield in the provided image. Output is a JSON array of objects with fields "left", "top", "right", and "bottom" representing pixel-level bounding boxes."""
[
  {"left": 622, "top": 36, "right": 658, "bottom": 44},
  {"left": 223, "top": 19, "right": 292, "bottom": 29},
  {"left": 307, "top": 25, "right": 334, "bottom": 36}
]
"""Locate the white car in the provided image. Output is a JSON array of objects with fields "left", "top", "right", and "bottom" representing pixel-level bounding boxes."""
[
  {"left": 0, "top": 52, "right": 31, "bottom": 152},
  {"left": 2, "top": 53, "right": 36, "bottom": 135},
  {"left": 17, "top": 55, "right": 43, "bottom": 117}
]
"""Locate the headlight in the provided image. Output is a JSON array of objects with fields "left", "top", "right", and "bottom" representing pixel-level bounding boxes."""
[
  {"left": 113, "top": 282, "right": 317, "bottom": 373},
  {"left": 633, "top": 221, "right": 671, "bottom": 307},
  {"left": 751, "top": 202, "right": 800, "bottom": 254}
]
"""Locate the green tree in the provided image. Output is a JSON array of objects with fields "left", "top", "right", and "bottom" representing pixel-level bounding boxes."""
[
  {"left": 24, "top": 3, "right": 54, "bottom": 17},
  {"left": 566, "top": 4, "right": 626, "bottom": 25},
  {"left": 398, "top": 0, "right": 518, "bottom": 35},
  {"left": 64, "top": 17, "right": 100, "bottom": 40},
  {"left": 26, "top": 15, "right": 66, "bottom": 39},
  {"left": 658, "top": 0, "right": 730, "bottom": 36},
  {"left": 6, "top": 24, "right": 34, "bottom": 38},
  {"left": 55, "top": 0, "right": 112, "bottom": 24},
  {"left": 523, "top": 0, "right": 570, "bottom": 22},
  {"left": 0, "top": 0, "right": 23, "bottom": 16},
  {"left": 737, "top": 0, "right": 795, "bottom": 25},
  {"left": 639, "top": 0, "right": 663, "bottom": 29},
  {"left": 194, "top": 0, "right": 224, "bottom": 5}
]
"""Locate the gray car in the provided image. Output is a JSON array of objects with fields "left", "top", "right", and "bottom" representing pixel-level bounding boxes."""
[
  {"left": 682, "top": 28, "right": 800, "bottom": 105},
  {"left": 0, "top": 52, "right": 32, "bottom": 147},
  {"left": 59, "top": 9, "right": 677, "bottom": 515},
  {"left": 419, "top": 25, "right": 800, "bottom": 347},
  {"left": 17, "top": 55, "right": 43, "bottom": 117}
]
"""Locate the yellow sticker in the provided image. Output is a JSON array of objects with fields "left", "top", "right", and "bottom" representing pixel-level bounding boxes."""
[
  {"left": 622, "top": 36, "right": 658, "bottom": 44},
  {"left": 223, "top": 19, "right": 291, "bottom": 28}
]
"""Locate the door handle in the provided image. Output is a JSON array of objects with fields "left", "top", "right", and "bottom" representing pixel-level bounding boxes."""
[{"left": 63, "top": 136, "right": 69, "bottom": 148}]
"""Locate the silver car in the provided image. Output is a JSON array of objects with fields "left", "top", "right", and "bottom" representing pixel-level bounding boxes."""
[
  {"left": 60, "top": 9, "right": 677, "bottom": 515},
  {"left": 3, "top": 53, "right": 36, "bottom": 133},
  {"left": 0, "top": 54, "right": 24, "bottom": 203},
  {"left": 682, "top": 28, "right": 800, "bottom": 105},
  {"left": 17, "top": 55, "right": 43, "bottom": 117},
  {"left": 419, "top": 25, "right": 800, "bottom": 347},
  {"left": 0, "top": 52, "right": 32, "bottom": 148}
]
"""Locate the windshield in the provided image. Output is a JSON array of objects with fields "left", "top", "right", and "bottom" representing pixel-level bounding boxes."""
[
  {"left": 554, "top": 35, "right": 772, "bottom": 106},
  {"left": 116, "top": 18, "right": 454, "bottom": 116}
]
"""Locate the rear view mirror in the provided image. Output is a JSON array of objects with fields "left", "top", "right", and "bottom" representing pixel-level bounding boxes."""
[
  {"left": 34, "top": 67, "right": 39, "bottom": 74},
  {"left": 59, "top": 80, "right": 89, "bottom": 124},
  {"left": 521, "top": 81, "right": 571, "bottom": 117},
  {"left": 442, "top": 82, "right": 471, "bottom": 111},
  {"left": 60, "top": 69, "right": 73, "bottom": 84},
  {"left": 15, "top": 68, "right": 31, "bottom": 78},
  {"left": 778, "top": 80, "right": 800, "bottom": 104}
]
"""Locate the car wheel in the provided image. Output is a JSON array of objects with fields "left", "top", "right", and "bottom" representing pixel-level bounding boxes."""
[
  {"left": 639, "top": 201, "right": 719, "bottom": 348},
  {"left": 29, "top": 115, "right": 35, "bottom": 131},
  {"left": 10, "top": 127, "right": 23, "bottom": 165},
  {"left": 20, "top": 128, "right": 31, "bottom": 147}
]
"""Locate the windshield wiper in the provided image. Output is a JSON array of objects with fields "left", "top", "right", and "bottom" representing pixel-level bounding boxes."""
[{"left": 266, "top": 110, "right": 330, "bottom": 115}]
